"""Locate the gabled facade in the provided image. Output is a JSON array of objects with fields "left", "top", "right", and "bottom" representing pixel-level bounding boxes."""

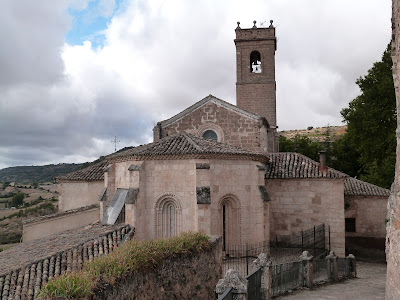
[{"left": 154, "top": 95, "right": 272, "bottom": 154}]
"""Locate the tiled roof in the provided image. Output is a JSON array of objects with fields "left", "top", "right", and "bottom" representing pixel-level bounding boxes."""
[
  {"left": 265, "top": 152, "right": 347, "bottom": 179},
  {"left": 59, "top": 132, "right": 267, "bottom": 181},
  {"left": 0, "top": 223, "right": 133, "bottom": 299},
  {"left": 266, "top": 152, "right": 390, "bottom": 197},
  {"left": 57, "top": 160, "right": 107, "bottom": 181},
  {"left": 158, "top": 95, "right": 266, "bottom": 128},
  {"left": 23, "top": 204, "right": 100, "bottom": 225},
  {"left": 112, "top": 132, "right": 265, "bottom": 159},
  {"left": 344, "top": 177, "right": 390, "bottom": 197}
]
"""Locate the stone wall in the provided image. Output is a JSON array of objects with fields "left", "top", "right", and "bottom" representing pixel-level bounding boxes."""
[
  {"left": 58, "top": 180, "right": 104, "bottom": 211},
  {"left": 265, "top": 178, "right": 345, "bottom": 256},
  {"left": 23, "top": 204, "right": 100, "bottom": 242},
  {"left": 120, "top": 158, "right": 268, "bottom": 246},
  {"left": 159, "top": 101, "right": 269, "bottom": 153},
  {"left": 94, "top": 236, "right": 222, "bottom": 300},
  {"left": 386, "top": 0, "right": 400, "bottom": 298},
  {"left": 345, "top": 195, "right": 387, "bottom": 239}
]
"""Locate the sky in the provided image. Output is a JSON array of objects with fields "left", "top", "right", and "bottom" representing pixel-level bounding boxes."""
[{"left": 0, "top": 0, "right": 392, "bottom": 169}]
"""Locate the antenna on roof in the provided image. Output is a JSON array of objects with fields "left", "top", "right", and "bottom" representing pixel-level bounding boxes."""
[{"left": 111, "top": 136, "right": 120, "bottom": 152}]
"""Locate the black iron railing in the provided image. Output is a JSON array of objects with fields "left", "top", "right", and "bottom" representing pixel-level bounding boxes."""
[
  {"left": 223, "top": 241, "right": 268, "bottom": 276},
  {"left": 271, "top": 261, "right": 302, "bottom": 296},
  {"left": 246, "top": 268, "right": 262, "bottom": 300},
  {"left": 270, "top": 224, "right": 328, "bottom": 256}
]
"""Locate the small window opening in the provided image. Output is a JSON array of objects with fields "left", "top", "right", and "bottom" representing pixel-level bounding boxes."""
[
  {"left": 250, "top": 51, "right": 262, "bottom": 73},
  {"left": 345, "top": 218, "right": 356, "bottom": 232},
  {"left": 203, "top": 130, "right": 218, "bottom": 142}
]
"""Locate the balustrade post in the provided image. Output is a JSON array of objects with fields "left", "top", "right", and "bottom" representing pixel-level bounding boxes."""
[
  {"left": 252, "top": 253, "right": 272, "bottom": 300},
  {"left": 325, "top": 251, "right": 339, "bottom": 282},
  {"left": 299, "top": 251, "right": 313, "bottom": 288},
  {"left": 216, "top": 269, "right": 247, "bottom": 300},
  {"left": 346, "top": 254, "right": 357, "bottom": 278}
]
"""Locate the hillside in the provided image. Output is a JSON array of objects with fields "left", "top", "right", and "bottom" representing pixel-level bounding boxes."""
[
  {"left": 279, "top": 125, "right": 347, "bottom": 143},
  {"left": 0, "top": 163, "right": 84, "bottom": 184}
]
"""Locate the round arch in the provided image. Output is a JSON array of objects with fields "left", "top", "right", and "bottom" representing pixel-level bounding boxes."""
[
  {"left": 154, "top": 194, "right": 182, "bottom": 238},
  {"left": 250, "top": 50, "right": 262, "bottom": 73},
  {"left": 218, "top": 194, "right": 241, "bottom": 250},
  {"left": 197, "top": 123, "right": 224, "bottom": 143}
]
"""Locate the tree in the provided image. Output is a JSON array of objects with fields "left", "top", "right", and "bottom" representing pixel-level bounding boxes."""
[
  {"left": 10, "top": 192, "right": 25, "bottom": 207},
  {"left": 340, "top": 44, "right": 396, "bottom": 188},
  {"left": 279, "top": 135, "right": 323, "bottom": 161}
]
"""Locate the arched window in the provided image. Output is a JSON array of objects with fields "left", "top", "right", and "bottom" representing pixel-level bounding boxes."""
[
  {"left": 219, "top": 196, "right": 241, "bottom": 250},
  {"left": 155, "top": 196, "right": 182, "bottom": 238},
  {"left": 250, "top": 51, "right": 262, "bottom": 73},
  {"left": 202, "top": 130, "right": 218, "bottom": 142}
]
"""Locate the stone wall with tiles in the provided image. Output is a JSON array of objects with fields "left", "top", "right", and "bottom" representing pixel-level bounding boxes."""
[
  {"left": 58, "top": 180, "right": 104, "bottom": 211},
  {"left": 265, "top": 178, "right": 345, "bottom": 256},
  {"left": 94, "top": 236, "right": 222, "bottom": 300},
  {"left": 345, "top": 195, "right": 388, "bottom": 239},
  {"left": 158, "top": 101, "right": 269, "bottom": 154}
]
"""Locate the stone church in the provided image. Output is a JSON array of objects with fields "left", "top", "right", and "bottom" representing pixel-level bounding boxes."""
[{"left": 23, "top": 21, "right": 390, "bottom": 258}]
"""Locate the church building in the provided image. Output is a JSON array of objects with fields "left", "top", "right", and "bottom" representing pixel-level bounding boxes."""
[{"left": 23, "top": 21, "right": 390, "bottom": 259}]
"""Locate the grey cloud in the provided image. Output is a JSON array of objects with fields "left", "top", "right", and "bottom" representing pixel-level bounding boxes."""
[{"left": 0, "top": 0, "right": 392, "bottom": 168}]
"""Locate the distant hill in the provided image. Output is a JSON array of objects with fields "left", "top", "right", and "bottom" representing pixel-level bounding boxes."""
[
  {"left": 279, "top": 125, "right": 347, "bottom": 143},
  {"left": 0, "top": 163, "right": 84, "bottom": 184}
]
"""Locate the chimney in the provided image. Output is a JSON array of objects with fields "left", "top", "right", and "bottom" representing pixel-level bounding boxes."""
[{"left": 319, "top": 151, "right": 327, "bottom": 172}]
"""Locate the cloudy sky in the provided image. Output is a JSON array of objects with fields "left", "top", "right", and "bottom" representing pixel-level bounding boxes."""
[{"left": 0, "top": 0, "right": 392, "bottom": 169}]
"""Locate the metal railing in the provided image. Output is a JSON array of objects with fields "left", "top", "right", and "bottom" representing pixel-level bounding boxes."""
[
  {"left": 223, "top": 241, "right": 268, "bottom": 276},
  {"left": 271, "top": 261, "right": 303, "bottom": 296},
  {"left": 270, "top": 224, "right": 327, "bottom": 256},
  {"left": 217, "top": 287, "right": 234, "bottom": 300},
  {"left": 246, "top": 268, "right": 262, "bottom": 300},
  {"left": 313, "top": 258, "right": 328, "bottom": 283}
]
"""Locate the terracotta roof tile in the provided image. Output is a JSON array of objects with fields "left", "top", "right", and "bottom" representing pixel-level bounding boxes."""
[
  {"left": 266, "top": 152, "right": 390, "bottom": 197},
  {"left": 0, "top": 223, "right": 133, "bottom": 299},
  {"left": 58, "top": 132, "right": 267, "bottom": 181},
  {"left": 112, "top": 132, "right": 264, "bottom": 158},
  {"left": 266, "top": 152, "right": 347, "bottom": 179},
  {"left": 344, "top": 177, "right": 390, "bottom": 197},
  {"left": 57, "top": 160, "right": 107, "bottom": 181}
]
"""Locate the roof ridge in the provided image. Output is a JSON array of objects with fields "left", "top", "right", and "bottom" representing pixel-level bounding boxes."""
[
  {"left": 182, "top": 132, "right": 203, "bottom": 151},
  {"left": 159, "top": 95, "right": 263, "bottom": 128}
]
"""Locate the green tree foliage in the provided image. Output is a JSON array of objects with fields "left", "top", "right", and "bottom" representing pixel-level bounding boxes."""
[
  {"left": 279, "top": 135, "right": 323, "bottom": 161},
  {"left": 339, "top": 44, "right": 396, "bottom": 188},
  {"left": 10, "top": 192, "right": 25, "bottom": 207}
]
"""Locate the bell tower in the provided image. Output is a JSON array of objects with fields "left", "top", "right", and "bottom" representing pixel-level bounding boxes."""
[{"left": 235, "top": 20, "right": 278, "bottom": 151}]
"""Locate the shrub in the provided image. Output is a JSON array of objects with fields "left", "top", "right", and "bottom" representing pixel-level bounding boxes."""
[{"left": 39, "top": 232, "right": 211, "bottom": 299}]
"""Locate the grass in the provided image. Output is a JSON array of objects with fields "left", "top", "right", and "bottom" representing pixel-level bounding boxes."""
[{"left": 39, "top": 231, "right": 211, "bottom": 299}]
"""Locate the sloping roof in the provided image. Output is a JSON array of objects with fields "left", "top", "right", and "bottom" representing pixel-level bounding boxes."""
[
  {"left": 57, "top": 160, "right": 107, "bottom": 181},
  {"left": 58, "top": 132, "right": 267, "bottom": 181},
  {"left": 0, "top": 223, "right": 131, "bottom": 276},
  {"left": 344, "top": 177, "right": 390, "bottom": 197},
  {"left": 265, "top": 152, "right": 347, "bottom": 179},
  {"left": 158, "top": 94, "right": 266, "bottom": 128},
  {"left": 0, "top": 223, "right": 132, "bottom": 299},
  {"left": 266, "top": 152, "right": 390, "bottom": 197},
  {"left": 112, "top": 132, "right": 264, "bottom": 159}
]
